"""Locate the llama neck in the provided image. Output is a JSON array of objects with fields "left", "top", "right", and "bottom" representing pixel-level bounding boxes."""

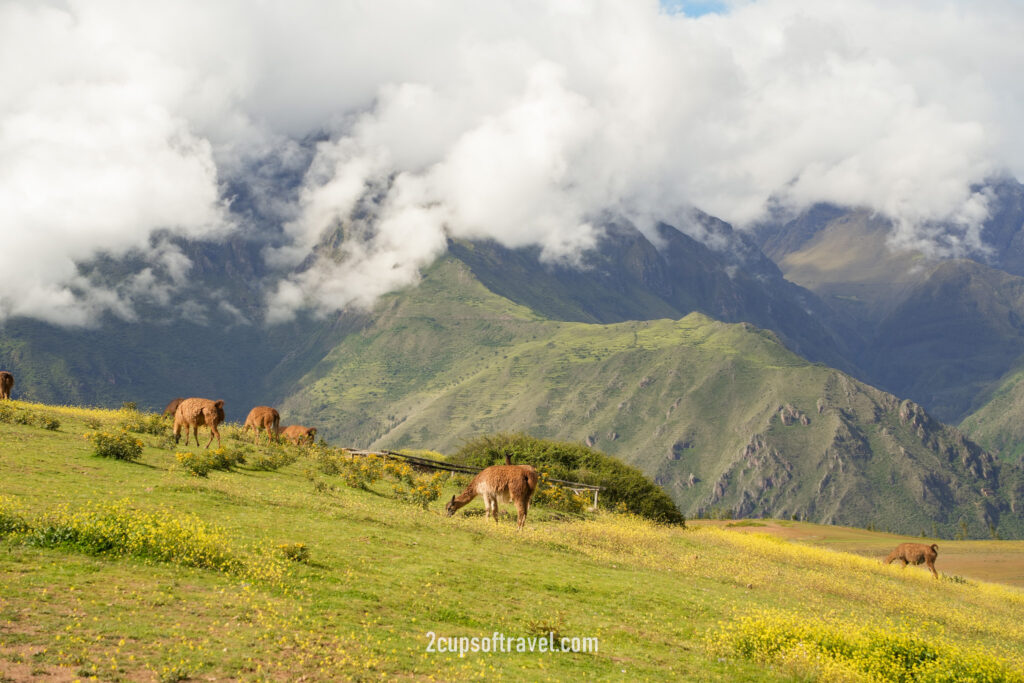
[{"left": 449, "top": 486, "right": 477, "bottom": 512}]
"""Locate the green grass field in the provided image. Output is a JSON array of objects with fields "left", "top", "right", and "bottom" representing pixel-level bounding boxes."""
[{"left": 2, "top": 401, "right": 1024, "bottom": 681}]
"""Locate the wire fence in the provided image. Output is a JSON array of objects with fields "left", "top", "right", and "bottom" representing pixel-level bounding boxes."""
[{"left": 344, "top": 448, "right": 604, "bottom": 506}]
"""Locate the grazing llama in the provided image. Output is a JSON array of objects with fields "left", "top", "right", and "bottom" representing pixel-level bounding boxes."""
[
  {"left": 445, "top": 464, "right": 540, "bottom": 530},
  {"left": 243, "top": 406, "right": 280, "bottom": 443},
  {"left": 173, "top": 398, "right": 226, "bottom": 449},
  {"left": 0, "top": 371, "right": 12, "bottom": 400},
  {"left": 280, "top": 425, "right": 317, "bottom": 445},
  {"left": 885, "top": 542, "right": 939, "bottom": 578},
  {"left": 162, "top": 397, "right": 184, "bottom": 417}
]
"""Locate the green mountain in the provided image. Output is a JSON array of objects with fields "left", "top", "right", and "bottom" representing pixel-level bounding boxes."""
[
  {"left": 0, "top": 238, "right": 364, "bottom": 421},
  {"left": 449, "top": 218, "right": 856, "bottom": 372},
  {"left": 280, "top": 256, "right": 1022, "bottom": 538},
  {"left": 961, "top": 364, "right": 1024, "bottom": 464}
]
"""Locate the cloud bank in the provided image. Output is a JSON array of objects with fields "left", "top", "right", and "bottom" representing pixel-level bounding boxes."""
[{"left": 2, "top": 0, "right": 1023, "bottom": 324}]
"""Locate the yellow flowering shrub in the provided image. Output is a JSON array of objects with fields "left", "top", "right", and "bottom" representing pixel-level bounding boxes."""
[
  {"left": 117, "top": 408, "right": 168, "bottom": 436},
  {"left": 383, "top": 459, "right": 415, "bottom": 484},
  {"left": 176, "top": 447, "right": 247, "bottom": 477},
  {"left": 4, "top": 497, "right": 290, "bottom": 583},
  {"left": 0, "top": 495, "right": 30, "bottom": 536},
  {"left": 392, "top": 471, "right": 445, "bottom": 509},
  {"left": 708, "top": 610, "right": 1024, "bottom": 682},
  {"left": 312, "top": 445, "right": 348, "bottom": 475},
  {"left": 84, "top": 430, "right": 144, "bottom": 461},
  {"left": 338, "top": 452, "right": 383, "bottom": 490},
  {"left": 532, "top": 472, "right": 591, "bottom": 514},
  {"left": 249, "top": 444, "right": 299, "bottom": 471},
  {"left": 279, "top": 542, "right": 311, "bottom": 563}
]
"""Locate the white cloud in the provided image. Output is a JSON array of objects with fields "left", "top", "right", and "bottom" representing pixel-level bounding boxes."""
[
  {"left": 0, "top": 1, "right": 230, "bottom": 325},
  {"left": 3, "top": 0, "right": 1024, "bottom": 323}
]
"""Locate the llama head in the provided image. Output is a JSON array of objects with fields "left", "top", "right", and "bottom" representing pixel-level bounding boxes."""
[{"left": 444, "top": 495, "right": 458, "bottom": 517}]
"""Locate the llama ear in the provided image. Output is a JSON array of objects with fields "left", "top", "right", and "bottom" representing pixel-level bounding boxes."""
[{"left": 449, "top": 495, "right": 455, "bottom": 504}]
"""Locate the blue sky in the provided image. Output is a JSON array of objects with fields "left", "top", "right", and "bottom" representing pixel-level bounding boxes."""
[{"left": 660, "top": 0, "right": 729, "bottom": 17}]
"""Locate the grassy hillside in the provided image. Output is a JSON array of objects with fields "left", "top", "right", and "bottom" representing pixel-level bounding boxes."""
[
  {"left": 962, "top": 364, "right": 1024, "bottom": 464},
  {"left": 2, "top": 402, "right": 1024, "bottom": 681},
  {"left": 690, "top": 518, "right": 1024, "bottom": 588},
  {"left": 280, "top": 258, "right": 1021, "bottom": 538}
]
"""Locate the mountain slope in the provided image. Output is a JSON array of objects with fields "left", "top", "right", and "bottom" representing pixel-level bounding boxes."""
[
  {"left": 756, "top": 203, "right": 1024, "bottom": 423},
  {"left": 449, "top": 217, "right": 856, "bottom": 372},
  {"left": 0, "top": 237, "right": 365, "bottom": 421},
  {"left": 280, "top": 257, "right": 1021, "bottom": 538},
  {"left": 961, "top": 364, "right": 1024, "bottom": 464}
]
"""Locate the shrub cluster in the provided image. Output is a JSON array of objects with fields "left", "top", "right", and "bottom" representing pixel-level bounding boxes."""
[
  {"left": 0, "top": 497, "right": 30, "bottom": 536},
  {"left": 0, "top": 403, "right": 60, "bottom": 430},
  {"left": 176, "top": 447, "right": 247, "bottom": 477},
  {"left": 85, "top": 430, "right": 144, "bottom": 461},
  {"left": 279, "top": 542, "right": 310, "bottom": 563},
  {"left": 118, "top": 407, "right": 169, "bottom": 436},
  {"left": 532, "top": 471, "right": 591, "bottom": 514},
  {"left": 249, "top": 444, "right": 299, "bottom": 471},
  {"left": 312, "top": 445, "right": 348, "bottom": 475},
  {"left": 450, "top": 433, "right": 685, "bottom": 525},
  {"left": 338, "top": 452, "right": 384, "bottom": 490},
  {"left": 392, "top": 471, "right": 446, "bottom": 509},
  {"left": 0, "top": 497, "right": 289, "bottom": 582}
]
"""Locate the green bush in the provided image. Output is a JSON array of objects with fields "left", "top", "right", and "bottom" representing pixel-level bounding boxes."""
[
  {"left": 85, "top": 430, "right": 144, "bottom": 461},
  {"left": 176, "top": 447, "right": 247, "bottom": 477},
  {"left": 0, "top": 497, "right": 30, "bottom": 536},
  {"left": 450, "top": 433, "right": 684, "bottom": 525},
  {"left": 118, "top": 408, "right": 169, "bottom": 436},
  {"left": 176, "top": 451, "right": 214, "bottom": 477},
  {"left": 279, "top": 542, "right": 310, "bottom": 563},
  {"left": 312, "top": 446, "right": 348, "bottom": 475},
  {"left": 250, "top": 445, "right": 299, "bottom": 472}
]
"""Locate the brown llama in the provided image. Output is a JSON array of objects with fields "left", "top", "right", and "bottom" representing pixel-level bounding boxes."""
[
  {"left": 243, "top": 406, "right": 280, "bottom": 443},
  {"left": 162, "top": 397, "right": 184, "bottom": 417},
  {"left": 445, "top": 464, "right": 540, "bottom": 530},
  {"left": 280, "top": 425, "right": 317, "bottom": 445},
  {"left": 885, "top": 542, "right": 939, "bottom": 578},
  {"left": 173, "top": 398, "right": 226, "bottom": 449},
  {"left": 0, "top": 371, "right": 13, "bottom": 400}
]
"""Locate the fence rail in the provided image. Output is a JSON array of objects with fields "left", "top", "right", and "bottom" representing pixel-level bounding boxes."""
[{"left": 344, "top": 448, "right": 604, "bottom": 506}]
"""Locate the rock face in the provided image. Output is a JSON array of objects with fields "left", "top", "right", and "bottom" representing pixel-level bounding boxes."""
[{"left": 683, "top": 377, "right": 1012, "bottom": 535}]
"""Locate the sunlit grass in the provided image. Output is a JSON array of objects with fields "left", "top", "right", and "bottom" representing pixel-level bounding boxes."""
[{"left": 2, "top": 400, "right": 1024, "bottom": 680}]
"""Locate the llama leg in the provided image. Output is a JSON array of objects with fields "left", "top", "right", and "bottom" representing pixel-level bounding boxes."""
[
  {"left": 515, "top": 499, "right": 528, "bottom": 531},
  {"left": 927, "top": 560, "right": 938, "bottom": 578},
  {"left": 206, "top": 424, "right": 219, "bottom": 449}
]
